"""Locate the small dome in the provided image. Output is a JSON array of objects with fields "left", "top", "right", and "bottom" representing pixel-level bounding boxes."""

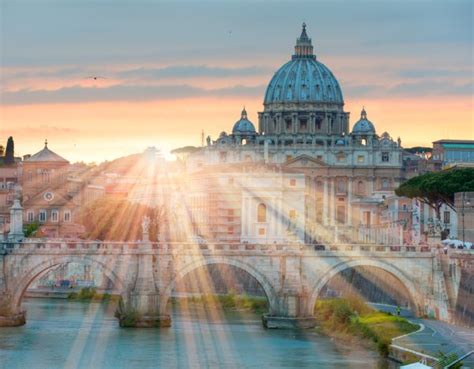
[
  {"left": 232, "top": 108, "right": 256, "bottom": 135},
  {"left": 352, "top": 108, "right": 375, "bottom": 134}
]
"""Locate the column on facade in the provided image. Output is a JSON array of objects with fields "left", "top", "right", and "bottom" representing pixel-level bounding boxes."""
[
  {"left": 266, "top": 114, "right": 271, "bottom": 134},
  {"left": 270, "top": 197, "right": 276, "bottom": 241},
  {"left": 347, "top": 178, "right": 353, "bottom": 226},
  {"left": 241, "top": 197, "right": 246, "bottom": 237},
  {"left": 249, "top": 197, "right": 253, "bottom": 238},
  {"left": 277, "top": 197, "right": 283, "bottom": 240},
  {"left": 264, "top": 140, "right": 269, "bottom": 164},
  {"left": 292, "top": 113, "right": 297, "bottom": 134},
  {"left": 323, "top": 178, "right": 329, "bottom": 226},
  {"left": 242, "top": 197, "right": 249, "bottom": 237},
  {"left": 330, "top": 178, "right": 336, "bottom": 226}
]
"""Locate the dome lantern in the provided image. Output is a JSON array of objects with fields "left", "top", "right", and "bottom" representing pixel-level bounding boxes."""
[
  {"left": 294, "top": 23, "right": 315, "bottom": 60},
  {"left": 241, "top": 107, "right": 248, "bottom": 120}
]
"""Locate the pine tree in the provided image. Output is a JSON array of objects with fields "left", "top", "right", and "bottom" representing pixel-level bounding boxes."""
[{"left": 5, "top": 136, "right": 14, "bottom": 165}]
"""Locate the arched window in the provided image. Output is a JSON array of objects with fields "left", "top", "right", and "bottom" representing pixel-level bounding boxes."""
[{"left": 257, "top": 203, "right": 267, "bottom": 223}]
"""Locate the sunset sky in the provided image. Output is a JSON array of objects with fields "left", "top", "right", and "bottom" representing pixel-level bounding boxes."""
[{"left": 1, "top": 0, "right": 472, "bottom": 163}]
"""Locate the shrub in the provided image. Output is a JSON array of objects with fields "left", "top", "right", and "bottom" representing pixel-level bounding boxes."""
[
  {"left": 115, "top": 298, "right": 142, "bottom": 328},
  {"left": 314, "top": 298, "right": 418, "bottom": 359},
  {"left": 68, "top": 287, "right": 97, "bottom": 301}
]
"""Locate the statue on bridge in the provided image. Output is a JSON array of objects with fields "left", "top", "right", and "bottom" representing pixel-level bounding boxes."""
[
  {"left": 8, "top": 186, "right": 24, "bottom": 243},
  {"left": 141, "top": 216, "right": 151, "bottom": 242}
]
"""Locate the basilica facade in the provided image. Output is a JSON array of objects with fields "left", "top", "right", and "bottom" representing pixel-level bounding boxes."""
[{"left": 185, "top": 24, "right": 405, "bottom": 244}]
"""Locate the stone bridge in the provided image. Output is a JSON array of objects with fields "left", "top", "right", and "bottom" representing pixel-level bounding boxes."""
[{"left": 0, "top": 240, "right": 468, "bottom": 328}]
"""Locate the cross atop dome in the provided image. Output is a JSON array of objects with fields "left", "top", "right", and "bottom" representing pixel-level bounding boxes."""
[
  {"left": 300, "top": 22, "right": 309, "bottom": 40},
  {"left": 294, "top": 23, "right": 315, "bottom": 59}
]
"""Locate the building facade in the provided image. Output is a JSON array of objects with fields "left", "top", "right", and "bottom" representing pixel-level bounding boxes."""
[
  {"left": 21, "top": 141, "right": 104, "bottom": 238},
  {"left": 432, "top": 140, "right": 474, "bottom": 168}
]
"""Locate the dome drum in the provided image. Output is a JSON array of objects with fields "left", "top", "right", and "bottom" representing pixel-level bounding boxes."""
[{"left": 259, "top": 110, "right": 349, "bottom": 136}]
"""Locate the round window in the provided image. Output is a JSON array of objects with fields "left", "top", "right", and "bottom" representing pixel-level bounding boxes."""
[{"left": 44, "top": 192, "right": 54, "bottom": 201}]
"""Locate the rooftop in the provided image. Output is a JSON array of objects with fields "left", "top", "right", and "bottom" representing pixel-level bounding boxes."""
[
  {"left": 26, "top": 140, "right": 69, "bottom": 163},
  {"left": 433, "top": 139, "right": 474, "bottom": 144}
]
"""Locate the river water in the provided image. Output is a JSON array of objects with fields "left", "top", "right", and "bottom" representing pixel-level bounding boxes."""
[{"left": 0, "top": 299, "right": 392, "bottom": 369}]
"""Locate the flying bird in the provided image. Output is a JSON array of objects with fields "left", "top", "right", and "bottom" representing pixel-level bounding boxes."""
[{"left": 86, "top": 76, "right": 107, "bottom": 80}]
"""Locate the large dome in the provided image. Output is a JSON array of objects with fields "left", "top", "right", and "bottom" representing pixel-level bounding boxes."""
[{"left": 264, "top": 24, "right": 344, "bottom": 106}]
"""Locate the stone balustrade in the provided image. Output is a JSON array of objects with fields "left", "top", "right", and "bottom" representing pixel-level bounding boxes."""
[{"left": 0, "top": 240, "right": 446, "bottom": 256}]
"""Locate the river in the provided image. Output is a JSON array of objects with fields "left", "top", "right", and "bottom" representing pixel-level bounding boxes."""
[{"left": 0, "top": 298, "right": 393, "bottom": 369}]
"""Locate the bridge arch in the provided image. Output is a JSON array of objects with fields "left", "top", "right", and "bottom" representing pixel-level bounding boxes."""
[
  {"left": 307, "top": 259, "right": 423, "bottom": 316},
  {"left": 10, "top": 255, "right": 127, "bottom": 309},
  {"left": 160, "top": 256, "right": 278, "bottom": 314}
]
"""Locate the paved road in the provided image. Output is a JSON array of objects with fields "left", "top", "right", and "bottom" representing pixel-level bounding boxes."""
[{"left": 371, "top": 303, "right": 474, "bottom": 368}]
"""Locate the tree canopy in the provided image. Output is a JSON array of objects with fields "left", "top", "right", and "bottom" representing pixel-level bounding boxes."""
[
  {"left": 404, "top": 146, "right": 432, "bottom": 154},
  {"left": 395, "top": 168, "right": 474, "bottom": 218},
  {"left": 170, "top": 146, "right": 199, "bottom": 154},
  {"left": 5, "top": 136, "right": 14, "bottom": 165},
  {"left": 79, "top": 197, "right": 164, "bottom": 241}
]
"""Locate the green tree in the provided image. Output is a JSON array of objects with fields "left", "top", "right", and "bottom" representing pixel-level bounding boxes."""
[
  {"left": 171, "top": 146, "right": 199, "bottom": 161},
  {"left": 24, "top": 221, "right": 40, "bottom": 237},
  {"left": 5, "top": 136, "right": 14, "bottom": 165},
  {"left": 395, "top": 168, "right": 474, "bottom": 220}
]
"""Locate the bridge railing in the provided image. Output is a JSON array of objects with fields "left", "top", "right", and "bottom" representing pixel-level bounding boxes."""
[
  {"left": 0, "top": 240, "right": 441, "bottom": 256},
  {"left": 446, "top": 248, "right": 474, "bottom": 257}
]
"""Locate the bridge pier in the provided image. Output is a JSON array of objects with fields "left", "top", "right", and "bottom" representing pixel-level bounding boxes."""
[
  {"left": 0, "top": 293, "right": 25, "bottom": 327},
  {"left": 118, "top": 291, "right": 170, "bottom": 328},
  {"left": 263, "top": 293, "right": 316, "bottom": 329},
  {"left": 115, "top": 253, "right": 171, "bottom": 328}
]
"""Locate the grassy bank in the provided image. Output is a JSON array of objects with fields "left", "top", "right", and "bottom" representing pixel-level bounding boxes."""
[
  {"left": 67, "top": 288, "right": 120, "bottom": 302},
  {"left": 314, "top": 297, "right": 419, "bottom": 357},
  {"left": 170, "top": 293, "right": 268, "bottom": 314}
]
